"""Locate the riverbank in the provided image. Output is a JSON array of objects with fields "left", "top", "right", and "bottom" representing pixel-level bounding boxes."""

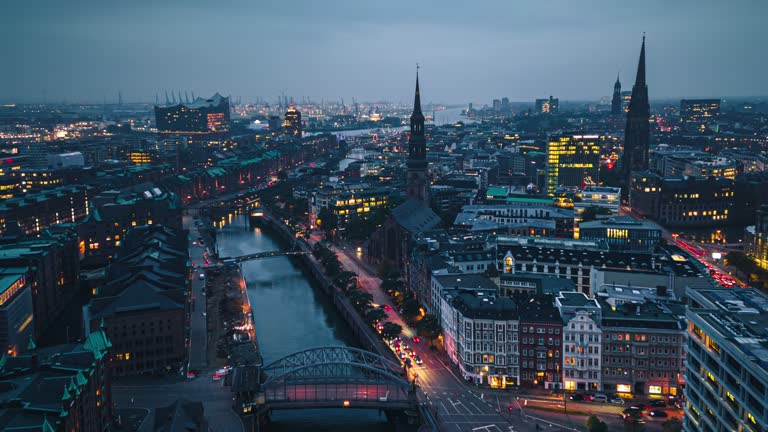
[{"left": 205, "top": 265, "right": 261, "bottom": 369}]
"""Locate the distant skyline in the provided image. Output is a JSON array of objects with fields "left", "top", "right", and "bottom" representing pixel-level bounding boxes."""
[{"left": 1, "top": 0, "right": 766, "bottom": 105}]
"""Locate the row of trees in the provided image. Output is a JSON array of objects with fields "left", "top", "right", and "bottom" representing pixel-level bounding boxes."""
[
  {"left": 380, "top": 269, "right": 441, "bottom": 346},
  {"left": 312, "top": 241, "right": 404, "bottom": 339}
]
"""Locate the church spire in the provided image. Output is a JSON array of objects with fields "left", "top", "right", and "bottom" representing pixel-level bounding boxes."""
[
  {"left": 634, "top": 34, "right": 646, "bottom": 87},
  {"left": 411, "top": 64, "right": 424, "bottom": 123}
]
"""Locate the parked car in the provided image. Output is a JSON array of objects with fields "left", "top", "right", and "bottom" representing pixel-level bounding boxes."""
[
  {"left": 648, "top": 409, "right": 668, "bottom": 418},
  {"left": 568, "top": 393, "right": 585, "bottom": 401},
  {"left": 212, "top": 373, "right": 222, "bottom": 381},
  {"left": 592, "top": 393, "right": 608, "bottom": 403},
  {"left": 610, "top": 395, "right": 625, "bottom": 404},
  {"left": 414, "top": 356, "right": 423, "bottom": 365}
]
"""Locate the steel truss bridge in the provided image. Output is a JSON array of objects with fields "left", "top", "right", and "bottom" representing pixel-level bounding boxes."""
[
  {"left": 219, "top": 250, "right": 307, "bottom": 264},
  {"left": 260, "top": 346, "right": 416, "bottom": 411}
]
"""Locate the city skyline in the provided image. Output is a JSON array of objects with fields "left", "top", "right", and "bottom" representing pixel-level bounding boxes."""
[{"left": 1, "top": 0, "right": 767, "bottom": 104}]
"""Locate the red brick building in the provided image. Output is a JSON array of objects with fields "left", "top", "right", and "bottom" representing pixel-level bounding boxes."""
[{"left": 518, "top": 294, "right": 564, "bottom": 390}]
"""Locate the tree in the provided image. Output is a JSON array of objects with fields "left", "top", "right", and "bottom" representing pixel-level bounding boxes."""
[
  {"left": 316, "top": 207, "right": 338, "bottom": 239},
  {"left": 661, "top": 418, "right": 682, "bottom": 432},
  {"left": 380, "top": 322, "right": 403, "bottom": 340},
  {"left": 348, "top": 290, "right": 374, "bottom": 313},
  {"left": 585, "top": 415, "right": 608, "bottom": 432},
  {"left": 334, "top": 271, "right": 358, "bottom": 292},
  {"left": 364, "top": 308, "right": 386, "bottom": 325},
  {"left": 415, "top": 314, "right": 441, "bottom": 346},
  {"left": 400, "top": 298, "right": 421, "bottom": 317}
]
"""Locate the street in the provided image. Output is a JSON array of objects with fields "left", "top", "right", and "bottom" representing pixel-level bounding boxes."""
[{"left": 185, "top": 214, "right": 209, "bottom": 371}]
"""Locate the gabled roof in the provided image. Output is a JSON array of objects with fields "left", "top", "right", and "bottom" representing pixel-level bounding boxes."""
[{"left": 391, "top": 199, "right": 440, "bottom": 233}]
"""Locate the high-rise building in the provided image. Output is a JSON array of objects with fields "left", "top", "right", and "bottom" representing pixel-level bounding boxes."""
[
  {"left": 501, "top": 97, "right": 510, "bottom": 111},
  {"left": 685, "top": 287, "right": 768, "bottom": 432},
  {"left": 753, "top": 204, "right": 768, "bottom": 270},
  {"left": 283, "top": 104, "right": 302, "bottom": 138},
  {"left": 611, "top": 74, "right": 622, "bottom": 115},
  {"left": 680, "top": 99, "right": 721, "bottom": 129},
  {"left": 621, "top": 36, "right": 650, "bottom": 199},
  {"left": 406, "top": 71, "right": 429, "bottom": 204},
  {"left": 546, "top": 134, "right": 601, "bottom": 196},
  {"left": 492, "top": 99, "right": 501, "bottom": 112},
  {"left": 154, "top": 93, "right": 230, "bottom": 137},
  {"left": 536, "top": 96, "right": 559, "bottom": 114}
]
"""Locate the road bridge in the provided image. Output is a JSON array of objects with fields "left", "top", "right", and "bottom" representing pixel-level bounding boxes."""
[{"left": 259, "top": 346, "right": 416, "bottom": 411}]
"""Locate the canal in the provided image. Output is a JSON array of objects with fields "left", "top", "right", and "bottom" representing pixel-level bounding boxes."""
[{"left": 215, "top": 215, "right": 395, "bottom": 432}]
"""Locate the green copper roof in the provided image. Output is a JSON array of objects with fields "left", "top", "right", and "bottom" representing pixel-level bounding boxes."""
[
  {"left": 27, "top": 335, "right": 36, "bottom": 351},
  {"left": 61, "top": 384, "right": 71, "bottom": 401},
  {"left": 83, "top": 329, "right": 112, "bottom": 360},
  {"left": 486, "top": 186, "right": 508, "bottom": 198},
  {"left": 75, "top": 370, "right": 87, "bottom": 386}
]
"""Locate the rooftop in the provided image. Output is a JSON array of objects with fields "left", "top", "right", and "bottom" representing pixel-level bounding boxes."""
[{"left": 688, "top": 288, "right": 768, "bottom": 371}]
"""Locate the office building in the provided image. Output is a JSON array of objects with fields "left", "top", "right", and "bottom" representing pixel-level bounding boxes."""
[
  {"left": 154, "top": 93, "right": 230, "bottom": 137},
  {"left": 0, "top": 268, "right": 34, "bottom": 355},
  {"left": 680, "top": 99, "right": 721, "bottom": 129},
  {"left": 283, "top": 104, "right": 302, "bottom": 138},
  {"left": 535, "top": 96, "right": 559, "bottom": 114},
  {"left": 685, "top": 288, "right": 768, "bottom": 431},
  {"left": 453, "top": 204, "right": 575, "bottom": 238},
  {"left": 554, "top": 186, "right": 621, "bottom": 220},
  {"left": 631, "top": 172, "right": 734, "bottom": 228},
  {"left": 578, "top": 217, "right": 662, "bottom": 252},
  {"left": 753, "top": 204, "right": 768, "bottom": 270},
  {"left": 621, "top": 37, "right": 651, "bottom": 197},
  {"left": 546, "top": 134, "right": 601, "bottom": 196},
  {"left": 0, "top": 226, "right": 80, "bottom": 340}
]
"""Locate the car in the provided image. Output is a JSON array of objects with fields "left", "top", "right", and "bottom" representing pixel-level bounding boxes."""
[
  {"left": 623, "top": 408, "right": 642, "bottom": 416},
  {"left": 399, "top": 352, "right": 407, "bottom": 360},
  {"left": 648, "top": 410, "right": 668, "bottom": 418},
  {"left": 186, "top": 371, "right": 196, "bottom": 380},
  {"left": 629, "top": 404, "right": 649, "bottom": 411},
  {"left": 624, "top": 416, "right": 645, "bottom": 425},
  {"left": 212, "top": 373, "right": 222, "bottom": 381},
  {"left": 568, "top": 393, "right": 585, "bottom": 401},
  {"left": 592, "top": 393, "right": 608, "bottom": 403},
  {"left": 382, "top": 305, "right": 392, "bottom": 311},
  {"left": 648, "top": 400, "right": 667, "bottom": 407},
  {"left": 610, "top": 395, "right": 625, "bottom": 404},
  {"left": 199, "top": 273, "right": 205, "bottom": 280},
  {"left": 216, "top": 367, "right": 231, "bottom": 376},
  {"left": 411, "top": 337, "right": 421, "bottom": 343},
  {"left": 414, "top": 356, "right": 423, "bottom": 365}
]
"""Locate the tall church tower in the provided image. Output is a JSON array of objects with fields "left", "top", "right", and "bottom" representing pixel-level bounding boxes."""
[
  {"left": 622, "top": 36, "right": 650, "bottom": 199},
  {"left": 611, "top": 73, "right": 622, "bottom": 115},
  {"left": 406, "top": 69, "right": 429, "bottom": 205}
]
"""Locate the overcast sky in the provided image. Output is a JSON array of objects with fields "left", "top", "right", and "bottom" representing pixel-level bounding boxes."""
[{"left": 1, "top": 0, "right": 766, "bottom": 105}]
